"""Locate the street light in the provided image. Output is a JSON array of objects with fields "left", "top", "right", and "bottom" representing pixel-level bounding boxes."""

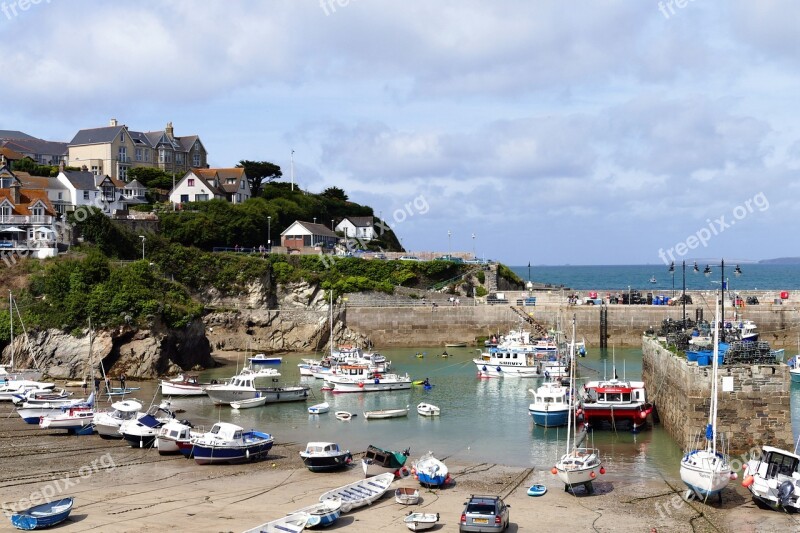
[
  {"left": 471, "top": 233, "right": 476, "bottom": 259},
  {"left": 696, "top": 259, "right": 742, "bottom": 335},
  {"left": 138, "top": 235, "right": 145, "bottom": 261},
  {"left": 267, "top": 216, "right": 271, "bottom": 252},
  {"left": 447, "top": 230, "right": 451, "bottom": 258},
  {"left": 670, "top": 261, "right": 689, "bottom": 329},
  {"left": 668, "top": 262, "right": 675, "bottom": 298}
]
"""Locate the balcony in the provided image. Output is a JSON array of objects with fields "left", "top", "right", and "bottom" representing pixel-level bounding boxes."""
[{"left": 0, "top": 215, "right": 55, "bottom": 225}]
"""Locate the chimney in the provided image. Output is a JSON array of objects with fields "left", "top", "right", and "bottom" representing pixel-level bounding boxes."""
[
  {"left": 58, "top": 160, "right": 65, "bottom": 172},
  {"left": 10, "top": 180, "right": 20, "bottom": 204},
  {"left": 110, "top": 118, "right": 118, "bottom": 127},
  {"left": 166, "top": 121, "right": 174, "bottom": 139}
]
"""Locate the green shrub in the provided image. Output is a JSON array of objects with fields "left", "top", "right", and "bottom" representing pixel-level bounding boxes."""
[{"left": 475, "top": 286, "right": 488, "bottom": 297}]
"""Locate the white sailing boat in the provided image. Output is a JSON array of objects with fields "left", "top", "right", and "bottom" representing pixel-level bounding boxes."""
[
  {"left": 553, "top": 314, "right": 604, "bottom": 494},
  {"left": 679, "top": 296, "right": 732, "bottom": 503},
  {"left": 2, "top": 291, "right": 43, "bottom": 382}
]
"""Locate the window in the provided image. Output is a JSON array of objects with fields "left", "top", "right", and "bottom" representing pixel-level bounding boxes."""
[
  {"left": 91, "top": 165, "right": 100, "bottom": 175},
  {"left": 166, "top": 150, "right": 172, "bottom": 163},
  {"left": 175, "top": 153, "right": 183, "bottom": 164},
  {"left": 159, "top": 149, "right": 166, "bottom": 163},
  {"left": 57, "top": 192, "right": 63, "bottom": 200},
  {"left": 236, "top": 193, "right": 241, "bottom": 203},
  {"left": 135, "top": 148, "right": 142, "bottom": 161},
  {"left": 187, "top": 178, "right": 195, "bottom": 187},
  {"left": 193, "top": 151, "right": 201, "bottom": 167},
  {"left": 119, "top": 166, "right": 128, "bottom": 181},
  {"left": 195, "top": 194, "right": 208, "bottom": 201},
  {"left": 120, "top": 132, "right": 124, "bottom": 142},
  {"left": 144, "top": 149, "right": 150, "bottom": 162},
  {"left": 227, "top": 178, "right": 236, "bottom": 184},
  {"left": 180, "top": 194, "right": 189, "bottom": 203},
  {"left": 0, "top": 205, "right": 10, "bottom": 220},
  {"left": 83, "top": 191, "right": 90, "bottom": 201},
  {"left": 118, "top": 146, "right": 127, "bottom": 162}
]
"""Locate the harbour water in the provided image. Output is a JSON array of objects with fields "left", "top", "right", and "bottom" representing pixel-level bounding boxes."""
[
  {"left": 119, "top": 344, "right": 799, "bottom": 486},
  {"left": 512, "top": 263, "right": 800, "bottom": 291}
]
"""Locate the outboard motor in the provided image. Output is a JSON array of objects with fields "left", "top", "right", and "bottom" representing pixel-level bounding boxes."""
[{"left": 778, "top": 480, "right": 795, "bottom": 507}]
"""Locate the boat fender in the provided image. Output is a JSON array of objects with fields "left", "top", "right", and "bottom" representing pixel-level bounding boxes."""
[
  {"left": 741, "top": 475, "right": 754, "bottom": 488},
  {"left": 599, "top": 467, "right": 606, "bottom": 475},
  {"left": 374, "top": 378, "right": 380, "bottom": 384},
  {"left": 482, "top": 365, "right": 487, "bottom": 371},
  {"left": 401, "top": 467, "right": 410, "bottom": 477},
  {"left": 729, "top": 472, "right": 738, "bottom": 480},
  {"left": 590, "top": 471, "right": 596, "bottom": 479},
  {"left": 496, "top": 366, "right": 501, "bottom": 372},
  {"left": 246, "top": 449, "right": 250, "bottom": 459},
  {"left": 358, "top": 382, "right": 364, "bottom": 388},
  {"left": 551, "top": 467, "right": 557, "bottom": 475},
  {"left": 276, "top": 393, "right": 280, "bottom": 400}
]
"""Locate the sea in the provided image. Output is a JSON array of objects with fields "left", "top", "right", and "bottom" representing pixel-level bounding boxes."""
[
  {"left": 127, "top": 346, "right": 800, "bottom": 486},
  {"left": 510, "top": 264, "right": 800, "bottom": 291}
]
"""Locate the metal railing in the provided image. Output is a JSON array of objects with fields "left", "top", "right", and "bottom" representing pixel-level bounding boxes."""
[{"left": 0, "top": 215, "right": 55, "bottom": 224}]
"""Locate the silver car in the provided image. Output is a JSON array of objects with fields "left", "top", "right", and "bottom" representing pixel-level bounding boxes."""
[{"left": 459, "top": 495, "right": 510, "bottom": 532}]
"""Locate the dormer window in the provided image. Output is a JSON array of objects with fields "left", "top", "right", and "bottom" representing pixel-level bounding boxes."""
[{"left": 187, "top": 178, "right": 195, "bottom": 187}]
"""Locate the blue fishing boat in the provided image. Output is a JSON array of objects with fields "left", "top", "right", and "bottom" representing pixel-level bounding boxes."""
[
  {"left": 248, "top": 353, "right": 283, "bottom": 365},
  {"left": 413, "top": 452, "right": 449, "bottom": 487},
  {"left": 191, "top": 422, "right": 273, "bottom": 465},
  {"left": 528, "top": 381, "right": 570, "bottom": 427},
  {"left": 9, "top": 497, "right": 74, "bottom": 530}
]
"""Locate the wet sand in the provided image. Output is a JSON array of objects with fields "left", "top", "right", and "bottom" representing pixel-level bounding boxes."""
[{"left": 1, "top": 402, "right": 798, "bottom": 532}]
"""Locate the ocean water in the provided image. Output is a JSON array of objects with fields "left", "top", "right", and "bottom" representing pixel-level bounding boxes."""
[
  {"left": 125, "top": 345, "right": 777, "bottom": 484},
  {"left": 510, "top": 264, "right": 800, "bottom": 291}
]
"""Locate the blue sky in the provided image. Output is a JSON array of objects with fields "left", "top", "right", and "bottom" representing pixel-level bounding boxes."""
[{"left": 2, "top": 1, "right": 798, "bottom": 265}]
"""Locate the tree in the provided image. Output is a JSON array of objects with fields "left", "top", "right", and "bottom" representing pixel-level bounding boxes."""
[
  {"left": 322, "top": 186, "right": 348, "bottom": 201},
  {"left": 128, "top": 167, "right": 175, "bottom": 189},
  {"left": 237, "top": 160, "right": 282, "bottom": 198}
]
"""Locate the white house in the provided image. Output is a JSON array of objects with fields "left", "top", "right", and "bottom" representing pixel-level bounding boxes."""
[
  {"left": 56, "top": 169, "right": 132, "bottom": 214},
  {"left": 168, "top": 168, "right": 250, "bottom": 205},
  {"left": 281, "top": 221, "right": 338, "bottom": 252},
  {"left": 335, "top": 216, "right": 375, "bottom": 241},
  {"left": 0, "top": 166, "right": 60, "bottom": 258},
  {"left": 14, "top": 172, "right": 71, "bottom": 215}
]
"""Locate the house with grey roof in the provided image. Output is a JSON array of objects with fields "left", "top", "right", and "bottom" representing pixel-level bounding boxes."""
[
  {"left": 56, "top": 169, "right": 142, "bottom": 215},
  {"left": 335, "top": 216, "right": 376, "bottom": 241},
  {"left": 169, "top": 168, "right": 250, "bottom": 205},
  {"left": 281, "top": 221, "right": 339, "bottom": 252},
  {"left": 68, "top": 118, "right": 208, "bottom": 181},
  {"left": 0, "top": 130, "right": 68, "bottom": 166}
]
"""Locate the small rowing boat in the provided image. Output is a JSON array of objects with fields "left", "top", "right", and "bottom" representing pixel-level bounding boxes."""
[
  {"left": 308, "top": 402, "right": 330, "bottom": 415},
  {"left": 230, "top": 395, "right": 266, "bottom": 409},
  {"left": 9, "top": 497, "right": 74, "bottom": 530},
  {"left": 395, "top": 486, "right": 420, "bottom": 505},
  {"left": 335, "top": 411, "right": 353, "bottom": 421},
  {"left": 242, "top": 512, "right": 308, "bottom": 533},
  {"left": 404, "top": 512, "right": 439, "bottom": 531},
  {"left": 417, "top": 402, "right": 440, "bottom": 417},
  {"left": 527, "top": 484, "right": 547, "bottom": 496},
  {"left": 319, "top": 472, "right": 394, "bottom": 512},
  {"left": 364, "top": 405, "right": 409, "bottom": 420}
]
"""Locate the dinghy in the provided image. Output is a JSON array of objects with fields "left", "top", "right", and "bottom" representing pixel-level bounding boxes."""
[
  {"left": 291, "top": 497, "right": 343, "bottom": 528},
  {"left": 416, "top": 402, "right": 440, "bottom": 417},
  {"left": 9, "top": 497, "right": 73, "bottom": 530},
  {"left": 242, "top": 512, "right": 308, "bottom": 533},
  {"left": 363, "top": 405, "right": 409, "bottom": 420},
  {"left": 395, "top": 487, "right": 420, "bottom": 505},
  {"left": 318, "top": 472, "right": 394, "bottom": 512},
  {"left": 307, "top": 402, "right": 330, "bottom": 415},
  {"left": 230, "top": 395, "right": 266, "bottom": 409},
  {"left": 527, "top": 484, "right": 547, "bottom": 496},
  {"left": 404, "top": 512, "right": 439, "bottom": 531},
  {"left": 300, "top": 442, "right": 352, "bottom": 472},
  {"left": 413, "top": 452, "right": 449, "bottom": 487},
  {"left": 334, "top": 411, "right": 353, "bottom": 421}
]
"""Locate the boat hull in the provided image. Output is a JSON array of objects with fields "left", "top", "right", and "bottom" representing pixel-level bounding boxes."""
[
  {"left": 121, "top": 430, "right": 158, "bottom": 449},
  {"left": 193, "top": 435, "right": 274, "bottom": 465},
  {"left": 330, "top": 381, "right": 411, "bottom": 393},
  {"left": 301, "top": 452, "right": 353, "bottom": 472},
  {"left": 529, "top": 407, "right": 569, "bottom": 427},
  {"left": 680, "top": 450, "right": 731, "bottom": 499},
  {"left": 160, "top": 382, "right": 206, "bottom": 396},
  {"left": 404, "top": 513, "right": 439, "bottom": 531},
  {"left": 791, "top": 368, "right": 800, "bottom": 383},
  {"left": 414, "top": 456, "right": 448, "bottom": 487},
  {"left": 10, "top": 497, "right": 73, "bottom": 531},
  {"left": 581, "top": 404, "right": 653, "bottom": 430},
  {"left": 363, "top": 408, "right": 409, "bottom": 419},
  {"left": 18, "top": 406, "right": 73, "bottom": 425},
  {"left": 318, "top": 472, "right": 394, "bottom": 512}
]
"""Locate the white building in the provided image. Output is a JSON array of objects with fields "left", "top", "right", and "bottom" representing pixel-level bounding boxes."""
[
  {"left": 56, "top": 170, "right": 135, "bottom": 214},
  {"left": 281, "top": 221, "right": 338, "bottom": 252},
  {"left": 168, "top": 168, "right": 250, "bottom": 205},
  {"left": 335, "top": 216, "right": 375, "bottom": 241}
]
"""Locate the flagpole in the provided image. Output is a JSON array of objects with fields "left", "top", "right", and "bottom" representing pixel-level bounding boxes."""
[{"left": 290, "top": 150, "right": 295, "bottom": 191}]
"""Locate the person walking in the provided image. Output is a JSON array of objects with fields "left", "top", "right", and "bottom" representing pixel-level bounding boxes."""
[
  {"left": 120, "top": 373, "right": 126, "bottom": 391},
  {"left": 94, "top": 377, "right": 100, "bottom": 393}
]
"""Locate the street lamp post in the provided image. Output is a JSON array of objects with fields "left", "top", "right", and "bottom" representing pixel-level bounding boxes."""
[
  {"left": 267, "top": 216, "right": 271, "bottom": 253},
  {"left": 472, "top": 233, "right": 475, "bottom": 259},
  {"left": 670, "top": 261, "right": 689, "bottom": 329},
  {"left": 697, "top": 260, "right": 742, "bottom": 336},
  {"left": 138, "top": 235, "right": 146, "bottom": 261},
  {"left": 447, "top": 230, "right": 451, "bottom": 258}
]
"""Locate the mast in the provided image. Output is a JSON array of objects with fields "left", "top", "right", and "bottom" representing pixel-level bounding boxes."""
[
  {"left": 709, "top": 294, "right": 721, "bottom": 455},
  {"left": 329, "top": 291, "right": 334, "bottom": 358},
  {"left": 8, "top": 290, "right": 13, "bottom": 370},
  {"left": 565, "top": 314, "right": 576, "bottom": 455}
]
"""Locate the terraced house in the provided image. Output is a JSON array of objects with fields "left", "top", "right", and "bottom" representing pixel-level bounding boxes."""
[{"left": 67, "top": 119, "right": 208, "bottom": 181}]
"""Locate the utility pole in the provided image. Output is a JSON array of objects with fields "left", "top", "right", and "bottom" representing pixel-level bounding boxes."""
[{"left": 290, "top": 150, "right": 295, "bottom": 191}]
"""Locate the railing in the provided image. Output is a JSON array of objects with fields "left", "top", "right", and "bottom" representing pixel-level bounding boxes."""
[{"left": 0, "top": 215, "right": 55, "bottom": 224}]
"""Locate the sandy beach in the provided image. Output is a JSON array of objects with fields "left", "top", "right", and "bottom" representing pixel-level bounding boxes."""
[{"left": 1, "top": 399, "right": 798, "bottom": 533}]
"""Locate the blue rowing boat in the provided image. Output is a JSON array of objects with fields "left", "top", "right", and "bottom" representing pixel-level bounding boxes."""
[
  {"left": 527, "top": 484, "right": 547, "bottom": 497},
  {"left": 10, "top": 497, "right": 74, "bottom": 530}
]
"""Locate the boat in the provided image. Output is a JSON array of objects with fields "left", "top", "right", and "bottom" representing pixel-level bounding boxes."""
[
  {"left": 335, "top": 411, "right": 353, "bottom": 421},
  {"left": 554, "top": 314, "right": 605, "bottom": 494},
  {"left": 395, "top": 487, "right": 420, "bottom": 505},
  {"left": 39, "top": 405, "right": 95, "bottom": 434},
  {"left": 9, "top": 497, "right": 74, "bottom": 531},
  {"left": 230, "top": 395, "right": 267, "bottom": 409},
  {"left": 413, "top": 452, "right": 449, "bottom": 487},
  {"left": 680, "top": 297, "right": 733, "bottom": 503},
  {"left": 12, "top": 388, "right": 70, "bottom": 406},
  {"left": 159, "top": 374, "right": 208, "bottom": 397},
  {"left": 242, "top": 512, "right": 309, "bottom": 533},
  {"left": 93, "top": 399, "right": 143, "bottom": 439},
  {"left": 156, "top": 419, "right": 198, "bottom": 456},
  {"left": 527, "top": 484, "right": 547, "bottom": 496},
  {"left": 318, "top": 472, "right": 395, "bottom": 512},
  {"left": 790, "top": 355, "right": 800, "bottom": 383},
  {"left": 445, "top": 342, "right": 467, "bottom": 348},
  {"left": 0, "top": 381, "right": 54, "bottom": 402},
  {"left": 528, "top": 381, "right": 570, "bottom": 427},
  {"left": 364, "top": 405, "right": 410, "bottom": 420},
  {"left": 104, "top": 386, "right": 141, "bottom": 397},
  {"left": 299, "top": 442, "right": 352, "bottom": 472},
  {"left": 580, "top": 361, "right": 653, "bottom": 431},
  {"left": 203, "top": 367, "right": 282, "bottom": 405},
  {"left": 307, "top": 402, "right": 330, "bottom": 415},
  {"left": 16, "top": 392, "right": 85, "bottom": 425},
  {"left": 119, "top": 402, "right": 176, "bottom": 448},
  {"left": 743, "top": 445, "right": 800, "bottom": 511},
  {"left": 403, "top": 512, "right": 439, "bottom": 531},
  {"left": 361, "top": 445, "right": 411, "bottom": 477},
  {"left": 650, "top": 275, "right": 657, "bottom": 284},
  {"left": 291, "top": 498, "right": 343, "bottom": 529},
  {"left": 248, "top": 353, "right": 283, "bottom": 365},
  {"left": 417, "top": 402, "right": 440, "bottom": 417},
  {"left": 191, "top": 422, "right": 274, "bottom": 465},
  {"left": 325, "top": 366, "right": 412, "bottom": 393}
]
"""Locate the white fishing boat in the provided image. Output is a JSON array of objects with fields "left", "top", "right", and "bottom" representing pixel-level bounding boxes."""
[
  {"left": 319, "top": 472, "right": 395, "bottom": 512},
  {"left": 554, "top": 315, "right": 605, "bottom": 494},
  {"left": 159, "top": 374, "right": 208, "bottom": 396},
  {"left": 156, "top": 419, "right": 199, "bottom": 456},
  {"left": 39, "top": 406, "right": 95, "bottom": 433},
  {"left": 204, "top": 367, "right": 282, "bottom": 405},
  {"left": 307, "top": 402, "right": 330, "bottom": 415},
  {"left": 326, "top": 366, "right": 411, "bottom": 393},
  {"left": 230, "top": 395, "right": 267, "bottom": 409},
  {"left": 404, "top": 512, "right": 440, "bottom": 531},
  {"left": 93, "top": 399, "right": 143, "bottom": 439},
  {"left": 413, "top": 452, "right": 449, "bottom": 487},
  {"left": 300, "top": 442, "right": 352, "bottom": 472},
  {"left": 335, "top": 410, "right": 353, "bottom": 421},
  {"left": 16, "top": 393, "right": 85, "bottom": 424},
  {"left": 416, "top": 402, "right": 440, "bottom": 417},
  {"left": 0, "top": 381, "right": 54, "bottom": 401},
  {"left": 680, "top": 297, "right": 733, "bottom": 503},
  {"left": 242, "top": 512, "right": 309, "bottom": 533},
  {"left": 119, "top": 402, "right": 176, "bottom": 448},
  {"left": 743, "top": 445, "right": 800, "bottom": 511},
  {"left": 191, "top": 422, "right": 274, "bottom": 465},
  {"left": 364, "top": 405, "right": 410, "bottom": 420},
  {"left": 528, "top": 381, "right": 570, "bottom": 427},
  {"left": 395, "top": 487, "right": 420, "bottom": 505},
  {"left": 248, "top": 353, "right": 283, "bottom": 365}
]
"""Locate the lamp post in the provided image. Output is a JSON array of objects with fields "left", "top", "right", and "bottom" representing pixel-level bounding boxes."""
[
  {"left": 669, "top": 262, "right": 675, "bottom": 298},
  {"left": 670, "top": 261, "right": 690, "bottom": 328},
  {"left": 697, "top": 260, "right": 742, "bottom": 336},
  {"left": 267, "top": 216, "right": 271, "bottom": 252},
  {"left": 138, "top": 235, "right": 146, "bottom": 261},
  {"left": 472, "top": 233, "right": 476, "bottom": 259}
]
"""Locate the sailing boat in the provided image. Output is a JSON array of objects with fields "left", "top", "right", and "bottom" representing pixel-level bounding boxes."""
[
  {"left": 679, "top": 295, "right": 732, "bottom": 503},
  {"left": 553, "top": 314, "right": 605, "bottom": 494},
  {"left": 2, "top": 291, "right": 44, "bottom": 383}
]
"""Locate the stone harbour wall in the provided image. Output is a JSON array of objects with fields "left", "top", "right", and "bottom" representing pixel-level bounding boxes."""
[{"left": 642, "top": 336, "right": 792, "bottom": 456}]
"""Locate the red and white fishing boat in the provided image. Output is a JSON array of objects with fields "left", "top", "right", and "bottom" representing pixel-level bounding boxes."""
[{"left": 580, "top": 376, "right": 653, "bottom": 430}]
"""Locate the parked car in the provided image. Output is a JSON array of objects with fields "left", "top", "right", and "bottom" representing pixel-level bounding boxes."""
[
  {"left": 459, "top": 494, "right": 510, "bottom": 532},
  {"left": 398, "top": 255, "right": 421, "bottom": 261}
]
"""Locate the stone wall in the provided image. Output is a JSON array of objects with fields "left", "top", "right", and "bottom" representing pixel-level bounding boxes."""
[{"left": 641, "top": 336, "right": 792, "bottom": 456}]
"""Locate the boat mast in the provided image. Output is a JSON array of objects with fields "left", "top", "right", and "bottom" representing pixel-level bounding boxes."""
[
  {"left": 329, "top": 290, "right": 334, "bottom": 359},
  {"left": 565, "top": 314, "right": 576, "bottom": 455},
  {"left": 709, "top": 294, "right": 721, "bottom": 456},
  {"left": 8, "top": 290, "right": 13, "bottom": 371}
]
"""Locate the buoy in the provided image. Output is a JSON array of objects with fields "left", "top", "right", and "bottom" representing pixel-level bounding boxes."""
[
  {"left": 358, "top": 382, "right": 364, "bottom": 388},
  {"left": 729, "top": 472, "right": 738, "bottom": 480},
  {"left": 496, "top": 366, "right": 501, "bottom": 372},
  {"left": 401, "top": 467, "right": 410, "bottom": 477},
  {"left": 742, "top": 475, "right": 754, "bottom": 488},
  {"left": 551, "top": 467, "right": 557, "bottom": 475},
  {"left": 640, "top": 411, "right": 647, "bottom": 419},
  {"left": 599, "top": 467, "right": 606, "bottom": 475},
  {"left": 590, "top": 471, "right": 596, "bottom": 479}
]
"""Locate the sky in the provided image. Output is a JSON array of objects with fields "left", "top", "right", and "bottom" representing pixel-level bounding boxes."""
[{"left": 1, "top": 0, "right": 798, "bottom": 265}]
